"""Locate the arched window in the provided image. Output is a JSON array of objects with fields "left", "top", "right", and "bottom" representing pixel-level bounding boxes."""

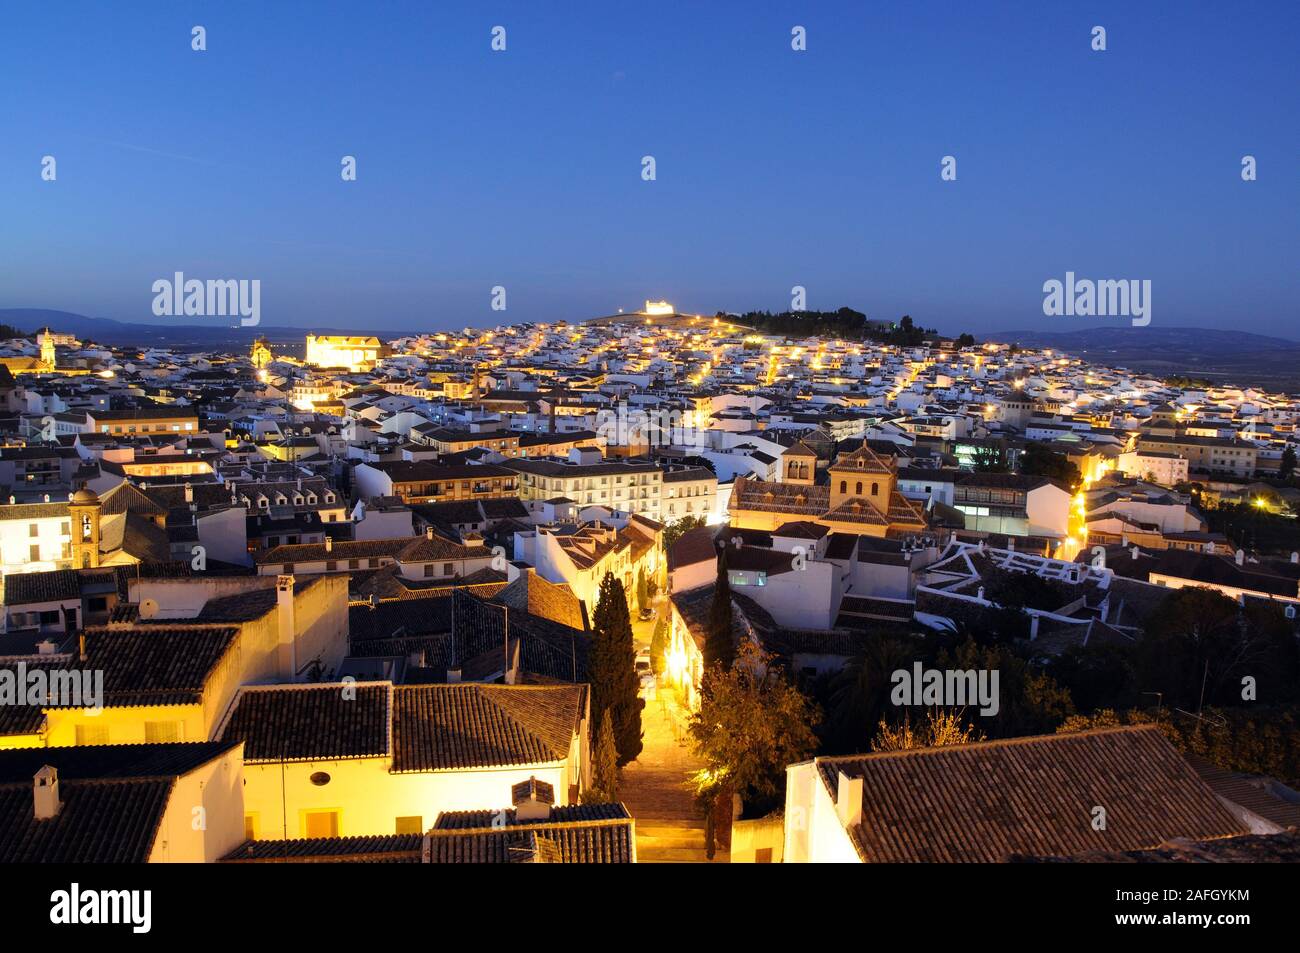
[
  {"left": 839, "top": 481, "right": 846, "bottom": 494},
  {"left": 855, "top": 482, "right": 863, "bottom": 496},
  {"left": 871, "top": 482, "right": 879, "bottom": 496}
]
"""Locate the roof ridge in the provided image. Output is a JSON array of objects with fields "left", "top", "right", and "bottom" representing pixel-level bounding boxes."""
[{"left": 817, "top": 723, "right": 1163, "bottom": 763}]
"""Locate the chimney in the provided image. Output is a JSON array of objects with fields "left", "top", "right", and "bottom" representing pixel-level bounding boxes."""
[
  {"left": 512, "top": 776, "right": 554, "bottom": 821},
  {"left": 1029, "top": 614, "right": 1040, "bottom": 640},
  {"left": 976, "top": 586, "right": 985, "bottom": 601},
  {"left": 324, "top": 535, "right": 333, "bottom": 553},
  {"left": 183, "top": 482, "right": 193, "bottom": 504},
  {"left": 1291, "top": 552, "right": 1298, "bottom": 564},
  {"left": 426, "top": 526, "right": 435, "bottom": 541},
  {"left": 446, "top": 667, "right": 462, "bottom": 683},
  {"left": 1235, "top": 549, "right": 1245, "bottom": 566},
  {"left": 34, "top": 766, "right": 61, "bottom": 820},
  {"left": 78, "top": 633, "right": 87, "bottom": 663},
  {"left": 1132, "top": 546, "right": 1140, "bottom": 560},
  {"left": 36, "top": 639, "right": 56, "bottom": 656},
  {"left": 276, "top": 575, "right": 297, "bottom": 680},
  {"left": 835, "top": 771, "right": 863, "bottom": 829}
]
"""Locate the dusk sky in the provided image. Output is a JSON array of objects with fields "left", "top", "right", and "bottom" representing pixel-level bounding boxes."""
[{"left": 3, "top": 1, "right": 1298, "bottom": 337}]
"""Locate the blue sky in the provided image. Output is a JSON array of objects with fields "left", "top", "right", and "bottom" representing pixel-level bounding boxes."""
[{"left": 2, "top": 1, "right": 1298, "bottom": 337}]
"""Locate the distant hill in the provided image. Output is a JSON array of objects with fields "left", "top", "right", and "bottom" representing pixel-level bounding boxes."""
[
  {"left": 987, "top": 326, "right": 1300, "bottom": 392},
  {"left": 0, "top": 309, "right": 414, "bottom": 350}
]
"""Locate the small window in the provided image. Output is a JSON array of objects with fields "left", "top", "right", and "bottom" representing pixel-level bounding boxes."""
[
  {"left": 309, "top": 772, "right": 331, "bottom": 786},
  {"left": 303, "top": 811, "right": 339, "bottom": 838},
  {"left": 76, "top": 724, "right": 110, "bottom": 745},
  {"left": 145, "top": 721, "right": 182, "bottom": 743}
]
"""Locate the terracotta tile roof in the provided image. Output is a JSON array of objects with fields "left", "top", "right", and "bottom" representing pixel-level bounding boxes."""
[
  {"left": 219, "top": 683, "right": 392, "bottom": 762},
  {"left": 425, "top": 810, "right": 634, "bottom": 863},
  {"left": 221, "top": 834, "right": 423, "bottom": 863},
  {"left": 818, "top": 725, "right": 1246, "bottom": 862},
  {"left": 0, "top": 778, "right": 173, "bottom": 863},
  {"left": 828, "top": 444, "right": 895, "bottom": 475},
  {"left": 0, "top": 741, "right": 240, "bottom": 863},
  {"left": 391, "top": 683, "right": 585, "bottom": 772},
  {"left": 74, "top": 625, "right": 240, "bottom": 708}
]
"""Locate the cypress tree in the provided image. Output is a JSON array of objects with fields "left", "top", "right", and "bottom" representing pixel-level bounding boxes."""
[
  {"left": 704, "top": 545, "right": 735, "bottom": 671},
  {"left": 590, "top": 573, "right": 643, "bottom": 766},
  {"left": 585, "top": 711, "right": 619, "bottom": 804},
  {"left": 636, "top": 566, "right": 650, "bottom": 612},
  {"left": 649, "top": 613, "right": 668, "bottom": 676}
]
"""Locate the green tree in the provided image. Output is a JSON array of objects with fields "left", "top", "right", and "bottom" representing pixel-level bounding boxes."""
[
  {"left": 662, "top": 515, "right": 707, "bottom": 552},
  {"left": 689, "top": 639, "right": 820, "bottom": 820},
  {"left": 937, "top": 638, "right": 1075, "bottom": 737},
  {"left": 584, "top": 711, "right": 619, "bottom": 804},
  {"left": 589, "top": 574, "right": 643, "bottom": 766},
  {"left": 704, "top": 545, "right": 735, "bottom": 671},
  {"left": 1281, "top": 445, "right": 1297, "bottom": 481},
  {"left": 822, "top": 632, "right": 923, "bottom": 753},
  {"left": 649, "top": 613, "right": 669, "bottom": 676},
  {"left": 636, "top": 566, "right": 649, "bottom": 612},
  {"left": 871, "top": 708, "right": 984, "bottom": 751},
  {"left": 1136, "top": 587, "right": 1300, "bottom": 710},
  {"left": 1019, "top": 442, "right": 1082, "bottom": 489}
]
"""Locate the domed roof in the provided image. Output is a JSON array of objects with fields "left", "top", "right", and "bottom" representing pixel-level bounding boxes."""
[{"left": 71, "top": 486, "right": 100, "bottom": 504}]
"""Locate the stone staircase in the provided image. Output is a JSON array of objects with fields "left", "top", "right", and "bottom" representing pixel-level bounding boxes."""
[
  {"left": 634, "top": 818, "right": 718, "bottom": 863},
  {"left": 617, "top": 689, "right": 727, "bottom": 863}
]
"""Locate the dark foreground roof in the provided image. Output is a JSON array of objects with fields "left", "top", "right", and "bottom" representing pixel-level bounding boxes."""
[
  {"left": 0, "top": 741, "right": 239, "bottom": 863},
  {"left": 221, "top": 833, "right": 423, "bottom": 863},
  {"left": 818, "top": 725, "right": 1245, "bottom": 862},
  {"left": 426, "top": 806, "right": 634, "bottom": 863},
  {"left": 1013, "top": 828, "right": 1300, "bottom": 863}
]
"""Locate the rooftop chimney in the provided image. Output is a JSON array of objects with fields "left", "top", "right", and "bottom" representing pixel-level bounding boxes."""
[
  {"left": 1235, "top": 549, "right": 1245, "bottom": 566},
  {"left": 183, "top": 482, "right": 193, "bottom": 504},
  {"left": 276, "top": 575, "right": 297, "bottom": 680},
  {"left": 78, "top": 633, "right": 87, "bottom": 663},
  {"left": 426, "top": 526, "right": 435, "bottom": 541},
  {"left": 324, "top": 535, "right": 333, "bottom": 553},
  {"left": 34, "top": 766, "right": 61, "bottom": 820},
  {"left": 512, "top": 776, "right": 555, "bottom": 821},
  {"left": 36, "top": 639, "right": 56, "bottom": 656},
  {"left": 835, "top": 771, "right": 863, "bottom": 829}
]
